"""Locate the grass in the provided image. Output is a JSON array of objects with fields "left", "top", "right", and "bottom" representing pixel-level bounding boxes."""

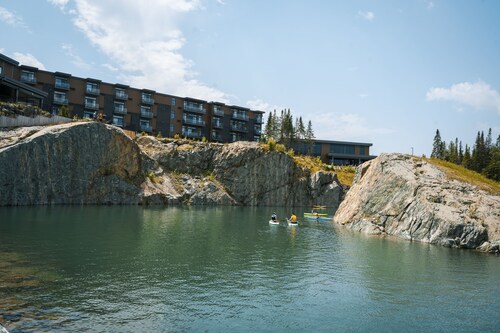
[
  {"left": 427, "top": 158, "right": 500, "bottom": 195},
  {"left": 292, "top": 154, "right": 356, "bottom": 187}
]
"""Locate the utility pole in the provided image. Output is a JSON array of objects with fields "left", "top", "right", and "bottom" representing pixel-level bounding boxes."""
[{"left": 411, "top": 147, "right": 414, "bottom": 155}]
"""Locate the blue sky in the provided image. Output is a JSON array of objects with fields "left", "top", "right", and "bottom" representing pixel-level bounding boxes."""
[{"left": 1, "top": 0, "right": 499, "bottom": 156}]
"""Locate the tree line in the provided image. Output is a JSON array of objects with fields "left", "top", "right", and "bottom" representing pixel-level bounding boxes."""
[
  {"left": 431, "top": 128, "right": 500, "bottom": 181},
  {"left": 263, "top": 109, "right": 316, "bottom": 153}
]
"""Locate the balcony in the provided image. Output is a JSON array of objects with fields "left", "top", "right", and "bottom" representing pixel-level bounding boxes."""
[
  {"left": 140, "top": 123, "right": 152, "bottom": 132},
  {"left": 53, "top": 96, "right": 68, "bottom": 105},
  {"left": 115, "top": 92, "right": 128, "bottom": 100},
  {"left": 254, "top": 127, "right": 262, "bottom": 135},
  {"left": 212, "top": 120, "right": 223, "bottom": 129},
  {"left": 231, "top": 112, "right": 249, "bottom": 121},
  {"left": 255, "top": 115, "right": 263, "bottom": 124},
  {"left": 114, "top": 106, "right": 128, "bottom": 114},
  {"left": 55, "top": 81, "right": 70, "bottom": 90},
  {"left": 86, "top": 87, "right": 100, "bottom": 95},
  {"left": 84, "top": 101, "right": 99, "bottom": 110},
  {"left": 113, "top": 118, "right": 124, "bottom": 127},
  {"left": 183, "top": 116, "right": 205, "bottom": 126},
  {"left": 141, "top": 96, "right": 155, "bottom": 105},
  {"left": 140, "top": 110, "right": 153, "bottom": 118},
  {"left": 212, "top": 132, "right": 223, "bottom": 141},
  {"left": 231, "top": 124, "right": 248, "bottom": 132},
  {"left": 184, "top": 103, "right": 206, "bottom": 114},
  {"left": 182, "top": 129, "right": 202, "bottom": 139},
  {"left": 20, "top": 73, "right": 37, "bottom": 84},
  {"left": 213, "top": 107, "right": 224, "bottom": 116}
]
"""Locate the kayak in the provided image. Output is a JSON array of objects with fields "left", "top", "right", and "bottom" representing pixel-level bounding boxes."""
[
  {"left": 304, "top": 215, "right": 331, "bottom": 221},
  {"left": 304, "top": 212, "right": 329, "bottom": 217},
  {"left": 269, "top": 220, "right": 280, "bottom": 225},
  {"left": 288, "top": 221, "right": 298, "bottom": 226}
]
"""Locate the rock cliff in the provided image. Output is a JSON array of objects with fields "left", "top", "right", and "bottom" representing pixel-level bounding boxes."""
[
  {"left": 0, "top": 122, "right": 344, "bottom": 207},
  {"left": 334, "top": 153, "right": 500, "bottom": 253}
]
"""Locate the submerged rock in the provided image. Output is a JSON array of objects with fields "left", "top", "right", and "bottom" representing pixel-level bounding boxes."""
[{"left": 334, "top": 153, "right": 500, "bottom": 253}]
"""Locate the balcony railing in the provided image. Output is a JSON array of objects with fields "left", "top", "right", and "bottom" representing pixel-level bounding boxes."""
[
  {"left": 55, "top": 81, "right": 70, "bottom": 90},
  {"left": 140, "top": 123, "right": 152, "bottom": 132},
  {"left": 114, "top": 106, "right": 128, "bottom": 114},
  {"left": 53, "top": 96, "right": 68, "bottom": 105},
  {"left": 86, "top": 87, "right": 100, "bottom": 95},
  {"left": 20, "top": 74, "right": 37, "bottom": 84},
  {"left": 231, "top": 112, "right": 249, "bottom": 121},
  {"left": 182, "top": 130, "right": 202, "bottom": 138},
  {"left": 115, "top": 92, "right": 128, "bottom": 100},
  {"left": 183, "top": 104, "right": 206, "bottom": 114},
  {"left": 113, "top": 119, "right": 124, "bottom": 127},
  {"left": 211, "top": 132, "right": 222, "bottom": 141},
  {"left": 141, "top": 96, "right": 155, "bottom": 105},
  {"left": 84, "top": 101, "right": 99, "bottom": 110},
  {"left": 212, "top": 121, "right": 223, "bottom": 129},
  {"left": 213, "top": 108, "right": 224, "bottom": 116},
  {"left": 255, "top": 115, "right": 263, "bottom": 124},
  {"left": 140, "top": 110, "right": 153, "bottom": 118},
  {"left": 254, "top": 127, "right": 262, "bottom": 135},
  {"left": 183, "top": 117, "right": 205, "bottom": 126},
  {"left": 231, "top": 124, "right": 248, "bottom": 132}
]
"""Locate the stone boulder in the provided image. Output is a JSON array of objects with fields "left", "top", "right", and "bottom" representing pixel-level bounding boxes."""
[{"left": 334, "top": 153, "right": 500, "bottom": 253}]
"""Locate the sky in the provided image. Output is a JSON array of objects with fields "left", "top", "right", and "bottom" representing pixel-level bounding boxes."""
[{"left": 1, "top": 0, "right": 499, "bottom": 156}]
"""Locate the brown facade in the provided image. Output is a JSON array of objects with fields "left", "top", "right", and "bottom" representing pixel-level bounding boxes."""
[
  {"left": 0, "top": 53, "right": 264, "bottom": 142},
  {"left": 294, "top": 139, "right": 375, "bottom": 166}
]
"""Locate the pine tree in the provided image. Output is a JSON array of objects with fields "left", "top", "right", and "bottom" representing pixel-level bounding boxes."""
[
  {"left": 297, "top": 116, "right": 306, "bottom": 141},
  {"left": 431, "top": 129, "right": 443, "bottom": 159},
  {"left": 458, "top": 140, "right": 463, "bottom": 165},
  {"left": 462, "top": 144, "right": 472, "bottom": 169},
  {"left": 305, "top": 120, "right": 315, "bottom": 155},
  {"left": 264, "top": 112, "right": 274, "bottom": 141}
]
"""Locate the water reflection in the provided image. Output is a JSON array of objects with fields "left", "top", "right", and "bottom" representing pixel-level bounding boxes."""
[{"left": 0, "top": 206, "right": 498, "bottom": 332}]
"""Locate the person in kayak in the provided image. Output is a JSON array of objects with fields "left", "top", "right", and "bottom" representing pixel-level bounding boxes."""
[
  {"left": 271, "top": 212, "right": 277, "bottom": 222},
  {"left": 289, "top": 212, "right": 297, "bottom": 223}
]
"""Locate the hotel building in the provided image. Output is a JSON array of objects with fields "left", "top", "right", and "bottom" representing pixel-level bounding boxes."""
[{"left": 1, "top": 52, "right": 374, "bottom": 165}]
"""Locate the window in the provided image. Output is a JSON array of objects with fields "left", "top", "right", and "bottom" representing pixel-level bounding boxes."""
[
  {"left": 86, "top": 82, "right": 99, "bottom": 95},
  {"left": 113, "top": 115, "right": 124, "bottom": 127},
  {"left": 359, "top": 146, "right": 366, "bottom": 155},
  {"left": 85, "top": 96, "right": 98, "bottom": 109},
  {"left": 20, "top": 70, "right": 36, "bottom": 83},
  {"left": 115, "top": 88, "right": 128, "bottom": 100},
  {"left": 55, "top": 77, "right": 69, "bottom": 90},
  {"left": 53, "top": 92, "right": 68, "bottom": 105},
  {"left": 170, "top": 124, "right": 174, "bottom": 132},
  {"left": 0, "top": 66, "right": 3, "bottom": 75},
  {"left": 171, "top": 97, "right": 176, "bottom": 106},
  {"left": 142, "top": 92, "right": 154, "bottom": 104},
  {"left": 170, "top": 110, "right": 175, "bottom": 119},
  {"left": 330, "top": 144, "right": 355, "bottom": 155}
]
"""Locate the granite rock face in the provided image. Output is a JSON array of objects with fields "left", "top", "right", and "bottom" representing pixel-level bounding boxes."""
[
  {"left": 334, "top": 153, "right": 500, "bottom": 253},
  {"left": 0, "top": 123, "right": 344, "bottom": 208},
  {"left": 0, "top": 122, "right": 146, "bottom": 205}
]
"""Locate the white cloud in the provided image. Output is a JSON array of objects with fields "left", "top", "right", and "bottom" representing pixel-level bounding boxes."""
[
  {"left": 102, "top": 63, "right": 119, "bottom": 72},
  {"left": 312, "top": 112, "right": 392, "bottom": 142},
  {"left": 0, "top": 5, "right": 27, "bottom": 28},
  {"left": 11, "top": 52, "right": 46, "bottom": 69},
  {"left": 358, "top": 10, "right": 375, "bottom": 21},
  {"left": 61, "top": 0, "right": 228, "bottom": 102},
  {"left": 47, "top": 0, "right": 69, "bottom": 9},
  {"left": 61, "top": 43, "right": 91, "bottom": 69},
  {"left": 216, "top": 0, "right": 226, "bottom": 5},
  {"left": 426, "top": 80, "right": 500, "bottom": 114}
]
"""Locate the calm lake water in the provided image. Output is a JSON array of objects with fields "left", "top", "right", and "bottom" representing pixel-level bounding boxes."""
[{"left": 0, "top": 206, "right": 499, "bottom": 332}]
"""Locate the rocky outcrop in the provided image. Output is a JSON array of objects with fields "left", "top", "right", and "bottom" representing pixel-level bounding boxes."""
[
  {"left": 0, "top": 122, "right": 344, "bottom": 207},
  {"left": 138, "top": 135, "right": 344, "bottom": 207},
  {"left": 0, "top": 122, "right": 148, "bottom": 205},
  {"left": 334, "top": 153, "right": 500, "bottom": 253}
]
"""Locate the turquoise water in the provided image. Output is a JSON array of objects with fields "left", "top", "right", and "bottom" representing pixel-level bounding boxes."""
[{"left": 0, "top": 206, "right": 499, "bottom": 332}]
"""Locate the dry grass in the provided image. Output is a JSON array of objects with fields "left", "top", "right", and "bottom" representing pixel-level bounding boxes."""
[
  {"left": 427, "top": 158, "right": 500, "bottom": 195},
  {"left": 292, "top": 154, "right": 356, "bottom": 187}
]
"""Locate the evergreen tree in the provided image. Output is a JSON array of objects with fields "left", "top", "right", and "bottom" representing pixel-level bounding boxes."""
[
  {"left": 462, "top": 144, "right": 472, "bottom": 169},
  {"left": 264, "top": 112, "right": 274, "bottom": 141},
  {"left": 305, "top": 120, "right": 315, "bottom": 154},
  {"left": 458, "top": 140, "right": 463, "bottom": 165},
  {"left": 297, "top": 116, "right": 306, "bottom": 141},
  {"left": 431, "top": 129, "right": 444, "bottom": 159}
]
